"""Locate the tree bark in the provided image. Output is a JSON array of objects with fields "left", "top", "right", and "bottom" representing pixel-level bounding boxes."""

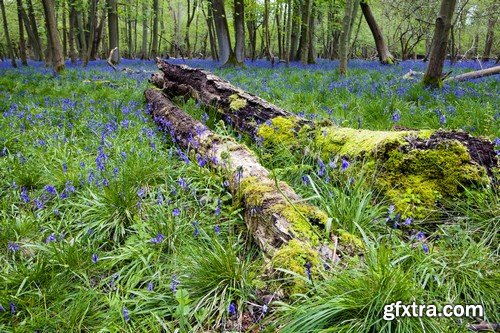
[
  {"left": 151, "top": 60, "right": 498, "bottom": 219},
  {"left": 26, "top": 0, "right": 42, "bottom": 61},
  {"left": 1, "top": 0, "right": 17, "bottom": 68},
  {"left": 482, "top": 16, "right": 497, "bottom": 61},
  {"left": 145, "top": 88, "right": 337, "bottom": 289},
  {"left": 284, "top": 0, "right": 292, "bottom": 64},
  {"left": 263, "top": 0, "right": 272, "bottom": 61},
  {"left": 297, "top": 0, "right": 312, "bottom": 64},
  {"left": 360, "top": 1, "right": 394, "bottom": 64},
  {"left": 423, "top": 0, "right": 457, "bottom": 87},
  {"left": 16, "top": 0, "right": 28, "bottom": 65},
  {"left": 151, "top": 0, "right": 159, "bottom": 57},
  {"left": 234, "top": 0, "right": 245, "bottom": 64},
  {"left": 339, "top": 0, "right": 359, "bottom": 74},
  {"left": 19, "top": 5, "right": 42, "bottom": 61},
  {"left": 140, "top": 0, "right": 148, "bottom": 59},
  {"left": 83, "top": 0, "right": 97, "bottom": 66},
  {"left": 42, "top": 0, "right": 65, "bottom": 72},
  {"left": 203, "top": 1, "right": 218, "bottom": 60},
  {"left": 211, "top": 0, "right": 235, "bottom": 65},
  {"left": 290, "top": 0, "right": 300, "bottom": 61},
  {"left": 107, "top": 0, "right": 120, "bottom": 64}
]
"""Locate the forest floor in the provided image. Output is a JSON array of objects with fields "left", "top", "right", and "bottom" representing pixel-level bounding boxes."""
[{"left": 0, "top": 59, "right": 498, "bottom": 332}]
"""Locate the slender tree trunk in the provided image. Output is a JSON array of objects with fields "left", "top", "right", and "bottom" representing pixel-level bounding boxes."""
[
  {"left": 234, "top": 0, "right": 245, "bottom": 64},
  {"left": 16, "top": 0, "right": 28, "bottom": 65},
  {"left": 423, "top": 0, "right": 457, "bottom": 87},
  {"left": 482, "top": 16, "right": 496, "bottom": 61},
  {"left": 26, "top": 0, "right": 43, "bottom": 61},
  {"left": 20, "top": 5, "right": 42, "bottom": 61},
  {"left": 76, "top": 10, "right": 87, "bottom": 59},
  {"left": 42, "top": 0, "right": 65, "bottom": 72},
  {"left": 290, "top": 0, "right": 300, "bottom": 60},
  {"left": 91, "top": 8, "right": 106, "bottom": 60},
  {"left": 275, "top": 4, "right": 282, "bottom": 59},
  {"left": 62, "top": 0, "right": 67, "bottom": 58},
  {"left": 151, "top": 0, "right": 159, "bottom": 57},
  {"left": 141, "top": 0, "right": 148, "bottom": 59},
  {"left": 339, "top": 0, "right": 359, "bottom": 74},
  {"left": 211, "top": 0, "right": 234, "bottom": 65},
  {"left": 307, "top": 3, "right": 316, "bottom": 64},
  {"left": 203, "top": 2, "right": 218, "bottom": 60},
  {"left": 107, "top": 0, "right": 120, "bottom": 64},
  {"left": 246, "top": 2, "right": 257, "bottom": 61},
  {"left": 68, "top": 0, "right": 77, "bottom": 63},
  {"left": 263, "top": 0, "right": 272, "bottom": 60},
  {"left": 83, "top": 0, "right": 97, "bottom": 65},
  {"left": 184, "top": 0, "right": 196, "bottom": 58},
  {"left": 360, "top": 1, "right": 394, "bottom": 64},
  {"left": 284, "top": 0, "right": 292, "bottom": 64},
  {"left": 0, "top": 0, "right": 16, "bottom": 67}
]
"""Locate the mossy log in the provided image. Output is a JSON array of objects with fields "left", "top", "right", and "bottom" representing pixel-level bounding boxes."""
[
  {"left": 145, "top": 88, "right": 351, "bottom": 293},
  {"left": 151, "top": 59, "right": 498, "bottom": 219}
]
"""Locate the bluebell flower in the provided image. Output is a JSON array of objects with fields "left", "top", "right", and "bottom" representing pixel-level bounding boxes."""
[
  {"left": 151, "top": 233, "right": 165, "bottom": 244},
  {"left": 439, "top": 114, "right": 446, "bottom": 125},
  {"left": 391, "top": 111, "right": 401, "bottom": 122},
  {"left": 178, "top": 178, "right": 188, "bottom": 190},
  {"left": 44, "top": 185, "right": 57, "bottom": 195},
  {"left": 45, "top": 233, "right": 57, "bottom": 243},
  {"left": 422, "top": 243, "right": 429, "bottom": 254},
  {"left": 172, "top": 208, "right": 181, "bottom": 216},
  {"left": 493, "top": 137, "right": 500, "bottom": 146},
  {"left": 123, "top": 307, "right": 130, "bottom": 322},
  {"left": 20, "top": 187, "right": 30, "bottom": 203},
  {"left": 214, "top": 224, "right": 221, "bottom": 235},
  {"left": 305, "top": 262, "right": 312, "bottom": 281},
  {"left": 92, "top": 253, "right": 98, "bottom": 263},
  {"left": 8, "top": 242, "right": 20, "bottom": 252},
  {"left": 403, "top": 217, "right": 413, "bottom": 226},
  {"left": 193, "top": 222, "right": 199, "bottom": 237},
  {"left": 113, "top": 167, "right": 119, "bottom": 176},
  {"left": 228, "top": 302, "right": 237, "bottom": 316},
  {"left": 0, "top": 304, "right": 4, "bottom": 311},
  {"left": 62, "top": 162, "right": 68, "bottom": 173},
  {"left": 197, "top": 155, "right": 207, "bottom": 167},
  {"left": 34, "top": 197, "right": 44, "bottom": 210},
  {"left": 137, "top": 188, "right": 145, "bottom": 198},
  {"left": 341, "top": 158, "right": 350, "bottom": 172},
  {"left": 416, "top": 232, "right": 426, "bottom": 241},
  {"left": 301, "top": 175, "right": 310, "bottom": 185},
  {"left": 388, "top": 205, "right": 395, "bottom": 215},
  {"left": 10, "top": 302, "right": 15, "bottom": 315},
  {"left": 170, "top": 275, "right": 178, "bottom": 292},
  {"left": 147, "top": 282, "right": 154, "bottom": 291}
]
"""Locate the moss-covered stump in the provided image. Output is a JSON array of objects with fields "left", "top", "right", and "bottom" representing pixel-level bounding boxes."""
[
  {"left": 258, "top": 117, "right": 497, "bottom": 218},
  {"left": 144, "top": 88, "right": 345, "bottom": 293},
  {"left": 150, "top": 60, "right": 498, "bottom": 219}
]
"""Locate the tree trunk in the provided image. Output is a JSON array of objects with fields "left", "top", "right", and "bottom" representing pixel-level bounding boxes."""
[
  {"left": 203, "top": 1, "right": 218, "bottom": 60},
  {"left": 20, "top": 5, "right": 42, "bottom": 61},
  {"left": 297, "top": 0, "right": 312, "bottom": 64},
  {"left": 140, "top": 0, "right": 148, "bottom": 59},
  {"left": 16, "top": 0, "right": 28, "bottom": 65},
  {"left": 26, "top": 0, "right": 43, "bottom": 61},
  {"left": 360, "top": 1, "right": 394, "bottom": 64},
  {"left": 68, "top": 1, "right": 77, "bottom": 63},
  {"left": 339, "top": 0, "right": 359, "bottom": 74},
  {"left": 482, "top": 16, "right": 496, "bottom": 61},
  {"left": 234, "top": 0, "right": 245, "bottom": 64},
  {"left": 151, "top": 0, "right": 159, "bottom": 57},
  {"left": 107, "top": 0, "right": 120, "bottom": 64},
  {"left": 422, "top": 0, "right": 457, "bottom": 87},
  {"left": 62, "top": 0, "right": 67, "bottom": 58},
  {"left": 307, "top": 3, "right": 316, "bottom": 64},
  {"left": 211, "top": 0, "right": 234, "bottom": 65},
  {"left": 284, "top": 0, "right": 292, "bottom": 64},
  {"left": 1, "top": 0, "right": 17, "bottom": 67},
  {"left": 90, "top": 8, "right": 106, "bottom": 60},
  {"left": 145, "top": 88, "right": 337, "bottom": 291},
  {"left": 263, "top": 0, "right": 272, "bottom": 61},
  {"left": 83, "top": 0, "right": 97, "bottom": 66},
  {"left": 246, "top": 3, "right": 257, "bottom": 61},
  {"left": 151, "top": 60, "right": 498, "bottom": 219},
  {"left": 42, "top": 0, "right": 65, "bottom": 72},
  {"left": 290, "top": 0, "right": 300, "bottom": 61}
]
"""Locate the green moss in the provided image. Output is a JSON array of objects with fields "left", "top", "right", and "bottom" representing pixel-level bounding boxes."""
[
  {"left": 239, "top": 177, "right": 275, "bottom": 207},
  {"left": 381, "top": 141, "right": 489, "bottom": 218},
  {"left": 278, "top": 203, "right": 328, "bottom": 245},
  {"left": 271, "top": 239, "right": 320, "bottom": 294},
  {"left": 228, "top": 94, "right": 247, "bottom": 111},
  {"left": 314, "top": 127, "right": 414, "bottom": 159},
  {"left": 257, "top": 116, "right": 300, "bottom": 146},
  {"left": 337, "top": 229, "right": 364, "bottom": 252}
]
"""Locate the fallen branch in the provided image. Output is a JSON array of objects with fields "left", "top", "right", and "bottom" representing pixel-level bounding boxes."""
[
  {"left": 445, "top": 65, "right": 500, "bottom": 82},
  {"left": 145, "top": 88, "right": 349, "bottom": 293},
  {"left": 151, "top": 60, "right": 498, "bottom": 219},
  {"left": 106, "top": 47, "right": 118, "bottom": 71}
]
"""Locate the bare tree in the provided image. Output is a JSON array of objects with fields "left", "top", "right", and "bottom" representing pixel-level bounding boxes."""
[
  {"left": 482, "top": 15, "right": 497, "bottom": 61},
  {"left": 339, "top": 0, "right": 360, "bottom": 74},
  {"left": 360, "top": 1, "right": 394, "bottom": 64},
  {"left": 107, "top": 0, "right": 120, "bottom": 64},
  {"left": 423, "top": 0, "right": 457, "bottom": 87},
  {"left": 16, "top": 0, "right": 27, "bottom": 65}
]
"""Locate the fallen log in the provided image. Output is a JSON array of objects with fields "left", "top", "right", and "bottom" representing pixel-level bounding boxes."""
[
  {"left": 444, "top": 65, "right": 500, "bottom": 82},
  {"left": 144, "top": 88, "right": 356, "bottom": 293},
  {"left": 151, "top": 60, "right": 499, "bottom": 219}
]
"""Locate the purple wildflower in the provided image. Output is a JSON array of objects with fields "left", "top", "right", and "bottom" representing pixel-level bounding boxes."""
[
  {"left": 44, "top": 185, "right": 57, "bottom": 195},
  {"left": 170, "top": 275, "right": 178, "bottom": 292},
  {"left": 0, "top": 304, "right": 4, "bottom": 311},
  {"left": 20, "top": 187, "right": 30, "bottom": 203},
  {"left": 137, "top": 188, "right": 145, "bottom": 198},
  {"left": 193, "top": 222, "right": 199, "bottom": 237},
  {"left": 301, "top": 175, "right": 310, "bottom": 185},
  {"left": 147, "top": 282, "right": 154, "bottom": 291},
  {"left": 391, "top": 111, "right": 401, "bottom": 122},
  {"left": 172, "top": 208, "right": 181, "bottom": 216},
  {"left": 197, "top": 154, "right": 207, "bottom": 167},
  {"left": 403, "top": 217, "right": 413, "bottom": 226},
  {"left": 305, "top": 262, "right": 312, "bottom": 281},
  {"left": 422, "top": 243, "right": 429, "bottom": 254},
  {"left": 214, "top": 224, "right": 221, "bottom": 235},
  {"left": 123, "top": 307, "right": 130, "bottom": 322},
  {"left": 341, "top": 158, "right": 350, "bottom": 172},
  {"left": 8, "top": 242, "right": 20, "bottom": 252},
  {"left": 178, "top": 178, "right": 188, "bottom": 190},
  {"left": 62, "top": 162, "right": 68, "bottom": 173},
  {"left": 439, "top": 114, "right": 446, "bottom": 125},
  {"left": 151, "top": 233, "right": 165, "bottom": 244},
  {"left": 45, "top": 233, "right": 57, "bottom": 243},
  {"left": 34, "top": 197, "right": 44, "bottom": 210},
  {"left": 416, "top": 232, "right": 426, "bottom": 241},
  {"left": 92, "top": 253, "right": 98, "bottom": 263},
  {"left": 10, "top": 302, "right": 15, "bottom": 315},
  {"left": 493, "top": 138, "right": 500, "bottom": 146},
  {"left": 228, "top": 302, "right": 237, "bottom": 316}
]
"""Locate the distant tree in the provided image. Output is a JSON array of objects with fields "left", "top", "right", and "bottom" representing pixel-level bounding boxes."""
[
  {"left": 211, "top": 0, "right": 240, "bottom": 66},
  {"left": 41, "top": 0, "right": 65, "bottom": 72},
  {"left": 15, "top": 0, "right": 27, "bottom": 65},
  {"left": 140, "top": 0, "right": 148, "bottom": 59},
  {"left": 360, "top": 1, "right": 394, "bottom": 64},
  {"left": 82, "top": 0, "right": 98, "bottom": 66},
  {"left": 107, "top": 0, "right": 120, "bottom": 64},
  {"left": 339, "top": 0, "right": 360, "bottom": 74},
  {"left": 151, "top": 0, "right": 159, "bottom": 57},
  {"left": 482, "top": 3, "right": 497, "bottom": 61},
  {"left": 423, "top": 0, "right": 457, "bottom": 87},
  {"left": 234, "top": 0, "right": 245, "bottom": 64},
  {"left": 25, "top": 0, "right": 43, "bottom": 61},
  {"left": 0, "top": 0, "right": 17, "bottom": 67}
]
